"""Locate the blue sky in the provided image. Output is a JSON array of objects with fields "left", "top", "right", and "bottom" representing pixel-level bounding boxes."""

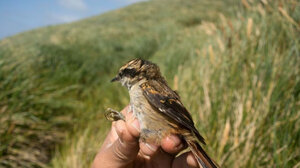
[{"left": 0, "top": 0, "right": 145, "bottom": 39}]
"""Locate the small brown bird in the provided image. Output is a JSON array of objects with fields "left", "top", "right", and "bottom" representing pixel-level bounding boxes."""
[{"left": 106, "top": 59, "right": 218, "bottom": 168}]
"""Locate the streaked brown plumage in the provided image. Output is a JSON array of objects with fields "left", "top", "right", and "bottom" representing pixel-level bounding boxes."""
[{"left": 110, "top": 59, "right": 218, "bottom": 168}]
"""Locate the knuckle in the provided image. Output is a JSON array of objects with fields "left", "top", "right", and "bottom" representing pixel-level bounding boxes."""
[{"left": 112, "top": 139, "right": 130, "bottom": 162}]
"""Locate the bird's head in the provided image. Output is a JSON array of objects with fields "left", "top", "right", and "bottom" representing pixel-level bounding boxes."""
[{"left": 111, "top": 59, "right": 162, "bottom": 89}]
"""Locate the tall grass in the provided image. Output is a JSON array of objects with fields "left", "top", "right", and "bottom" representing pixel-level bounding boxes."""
[
  {"left": 176, "top": 2, "right": 300, "bottom": 166},
  {"left": 52, "top": 1, "right": 300, "bottom": 167},
  {"left": 0, "top": 0, "right": 299, "bottom": 167}
]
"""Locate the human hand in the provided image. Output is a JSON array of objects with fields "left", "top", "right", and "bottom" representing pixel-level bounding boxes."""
[{"left": 92, "top": 106, "right": 199, "bottom": 168}]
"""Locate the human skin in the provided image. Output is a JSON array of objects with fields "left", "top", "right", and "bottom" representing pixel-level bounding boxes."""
[{"left": 92, "top": 106, "right": 199, "bottom": 168}]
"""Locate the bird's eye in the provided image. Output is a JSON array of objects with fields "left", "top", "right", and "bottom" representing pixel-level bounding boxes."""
[{"left": 123, "top": 68, "right": 137, "bottom": 77}]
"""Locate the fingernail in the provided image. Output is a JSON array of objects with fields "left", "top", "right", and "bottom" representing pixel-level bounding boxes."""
[
  {"left": 131, "top": 118, "right": 140, "bottom": 132},
  {"left": 168, "top": 134, "right": 181, "bottom": 147},
  {"left": 126, "top": 111, "right": 133, "bottom": 120},
  {"left": 127, "top": 105, "right": 132, "bottom": 113},
  {"left": 145, "top": 143, "right": 158, "bottom": 152}
]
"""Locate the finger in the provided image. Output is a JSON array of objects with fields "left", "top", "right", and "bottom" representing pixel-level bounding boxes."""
[
  {"left": 139, "top": 142, "right": 159, "bottom": 157},
  {"left": 172, "top": 152, "right": 199, "bottom": 168},
  {"left": 111, "top": 117, "right": 140, "bottom": 161},
  {"left": 161, "top": 134, "right": 185, "bottom": 155},
  {"left": 110, "top": 120, "right": 140, "bottom": 163},
  {"left": 93, "top": 120, "right": 139, "bottom": 167},
  {"left": 102, "top": 105, "right": 131, "bottom": 148},
  {"left": 99, "top": 122, "right": 119, "bottom": 150},
  {"left": 147, "top": 148, "right": 174, "bottom": 167},
  {"left": 125, "top": 110, "right": 140, "bottom": 138},
  {"left": 103, "top": 105, "right": 137, "bottom": 147}
]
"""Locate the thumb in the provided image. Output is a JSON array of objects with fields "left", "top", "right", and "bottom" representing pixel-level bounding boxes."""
[
  {"left": 93, "top": 117, "right": 140, "bottom": 168},
  {"left": 113, "top": 118, "right": 140, "bottom": 164}
]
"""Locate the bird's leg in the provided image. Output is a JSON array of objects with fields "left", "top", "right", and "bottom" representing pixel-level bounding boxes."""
[{"left": 105, "top": 108, "right": 125, "bottom": 121}]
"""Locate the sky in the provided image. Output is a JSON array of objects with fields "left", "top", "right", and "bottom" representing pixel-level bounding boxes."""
[{"left": 0, "top": 0, "right": 146, "bottom": 39}]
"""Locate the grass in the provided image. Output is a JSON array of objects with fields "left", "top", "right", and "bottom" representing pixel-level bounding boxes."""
[{"left": 0, "top": 0, "right": 299, "bottom": 167}]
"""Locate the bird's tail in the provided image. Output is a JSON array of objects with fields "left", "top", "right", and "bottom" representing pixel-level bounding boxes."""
[{"left": 185, "top": 139, "right": 218, "bottom": 168}]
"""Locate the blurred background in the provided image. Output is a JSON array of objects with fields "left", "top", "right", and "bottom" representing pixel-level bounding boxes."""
[{"left": 0, "top": 0, "right": 299, "bottom": 167}]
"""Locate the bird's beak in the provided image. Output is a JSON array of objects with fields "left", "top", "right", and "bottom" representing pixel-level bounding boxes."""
[{"left": 111, "top": 76, "right": 120, "bottom": 82}]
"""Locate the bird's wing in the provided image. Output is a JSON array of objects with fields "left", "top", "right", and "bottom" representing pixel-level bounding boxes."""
[{"left": 140, "top": 80, "right": 205, "bottom": 144}]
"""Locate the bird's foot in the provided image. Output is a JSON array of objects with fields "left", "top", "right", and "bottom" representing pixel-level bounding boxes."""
[{"left": 105, "top": 108, "right": 125, "bottom": 121}]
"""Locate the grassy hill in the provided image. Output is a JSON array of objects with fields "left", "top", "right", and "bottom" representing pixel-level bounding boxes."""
[{"left": 0, "top": 0, "right": 299, "bottom": 167}]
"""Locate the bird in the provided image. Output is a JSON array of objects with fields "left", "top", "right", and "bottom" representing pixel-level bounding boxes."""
[{"left": 106, "top": 58, "right": 218, "bottom": 168}]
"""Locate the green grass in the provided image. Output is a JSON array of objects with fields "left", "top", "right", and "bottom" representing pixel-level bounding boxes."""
[{"left": 0, "top": 0, "right": 299, "bottom": 167}]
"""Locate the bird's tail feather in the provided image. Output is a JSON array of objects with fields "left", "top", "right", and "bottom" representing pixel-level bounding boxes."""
[{"left": 185, "top": 139, "right": 218, "bottom": 168}]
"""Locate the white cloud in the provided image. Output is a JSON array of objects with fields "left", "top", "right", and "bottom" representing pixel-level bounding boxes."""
[
  {"left": 56, "top": 15, "right": 80, "bottom": 23},
  {"left": 58, "top": 0, "right": 87, "bottom": 11},
  {"left": 114, "top": 0, "right": 148, "bottom": 4},
  {"left": 50, "top": 14, "right": 81, "bottom": 23}
]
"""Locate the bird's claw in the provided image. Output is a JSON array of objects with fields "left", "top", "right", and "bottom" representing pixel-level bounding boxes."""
[{"left": 105, "top": 108, "right": 125, "bottom": 121}]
